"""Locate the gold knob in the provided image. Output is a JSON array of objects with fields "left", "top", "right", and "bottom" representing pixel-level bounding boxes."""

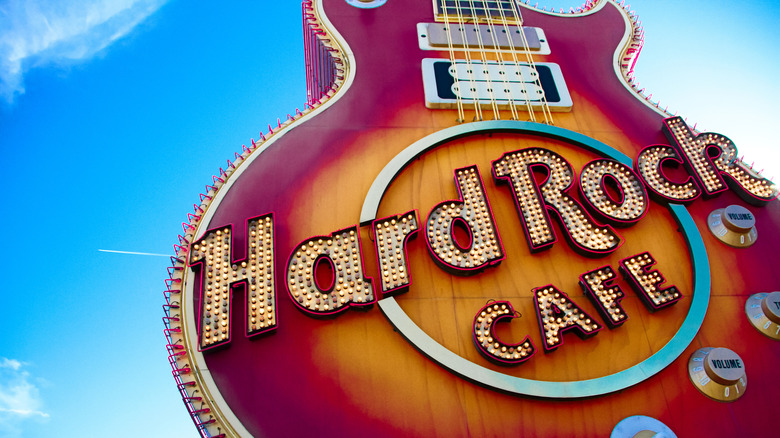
[
  {"left": 761, "top": 291, "right": 780, "bottom": 324},
  {"left": 688, "top": 347, "right": 747, "bottom": 401},
  {"left": 703, "top": 347, "right": 746, "bottom": 385},
  {"left": 745, "top": 292, "right": 780, "bottom": 340},
  {"left": 721, "top": 204, "right": 756, "bottom": 233},
  {"left": 707, "top": 205, "right": 758, "bottom": 247}
]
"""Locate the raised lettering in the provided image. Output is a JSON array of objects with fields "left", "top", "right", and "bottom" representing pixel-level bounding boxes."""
[
  {"left": 533, "top": 285, "right": 602, "bottom": 353},
  {"left": 579, "top": 159, "right": 648, "bottom": 226},
  {"left": 286, "top": 226, "right": 375, "bottom": 316},
  {"left": 473, "top": 301, "right": 535, "bottom": 365},
  {"left": 188, "top": 214, "right": 277, "bottom": 351},
  {"left": 635, "top": 144, "right": 701, "bottom": 203},
  {"left": 425, "top": 165, "right": 505, "bottom": 275},
  {"left": 663, "top": 116, "right": 778, "bottom": 205},
  {"left": 372, "top": 211, "right": 419, "bottom": 295},
  {"left": 619, "top": 252, "right": 682, "bottom": 311},
  {"left": 579, "top": 266, "right": 628, "bottom": 328},
  {"left": 493, "top": 148, "right": 622, "bottom": 256}
]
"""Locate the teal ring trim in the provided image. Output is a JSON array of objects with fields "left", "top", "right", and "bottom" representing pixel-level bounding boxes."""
[
  {"left": 367, "top": 120, "right": 710, "bottom": 398},
  {"left": 345, "top": 0, "right": 387, "bottom": 9}
]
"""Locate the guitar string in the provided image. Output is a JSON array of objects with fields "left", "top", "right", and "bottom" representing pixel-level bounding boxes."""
[
  {"left": 466, "top": 0, "right": 538, "bottom": 123},
  {"left": 488, "top": 20, "right": 518, "bottom": 120},
  {"left": 477, "top": 0, "right": 504, "bottom": 120},
  {"left": 440, "top": 1, "right": 466, "bottom": 123},
  {"left": 441, "top": 0, "right": 549, "bottom": 124},
  {"left": 494, "top": 0, "right": 534, "bottom": 121},
  {"left": 509, "top": 0, "right": 554, "bottom": 124},
  {"left": 466, "top": 0, "right": 501, "bottom": 120},
  {"left": 485, "top": 1, "right": 520, "bottom": 121},
  {"left": 505, "top": 0, "right": 540, "bottom": 121},
  {"left": 508, "top": 0, "right": 547, "bottom": 123},
  {"left": 521, "top": 1, "right": 555, "bottom": 125},
  {"left": 452, "top": 0, "right": 484, "bottom": 121}
]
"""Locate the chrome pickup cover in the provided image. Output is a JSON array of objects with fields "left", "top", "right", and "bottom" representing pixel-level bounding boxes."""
[
  {"left": 422, "top": 58, "right": 572, "bottom": 111},
  {"left": 418, "top": 23, "right": 551, "bottom": 55}
]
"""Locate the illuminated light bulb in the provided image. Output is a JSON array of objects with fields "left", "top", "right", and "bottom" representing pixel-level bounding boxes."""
[
  {"left": 663, "top": 116, "right": 778, "bottom": 203},
  {"left": 494, "top": 148, "right": 621, "bottom": 256},
  {"left": 533, "top": 285, "right": 603, "bottom": 353},
  {"left": 619, "top": 251, "right": 682, "bottom": 312},
  {"left": 286, "top": 225, "right": 375, "bottom": 316},
  {"left": 426, "top": 166, "right": 504, "bottom": 275},
  {"left": 472, "top": 300, "right": 535, "bottom": 366}
]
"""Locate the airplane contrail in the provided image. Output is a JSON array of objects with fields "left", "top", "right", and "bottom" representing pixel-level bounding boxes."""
[{"left": 98, "top": 249, "right": 169, "bottom": 257}]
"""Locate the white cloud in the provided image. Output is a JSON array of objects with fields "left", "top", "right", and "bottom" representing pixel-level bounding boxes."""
[
  {"left": 0, "top": 358, "right": 49, "bottom": 437},
  {"left": 0, "top": 0, "right": 168, "bottom": 103},
  {"left": 0, "top": 358, "right": 21, "bottom": 371}
]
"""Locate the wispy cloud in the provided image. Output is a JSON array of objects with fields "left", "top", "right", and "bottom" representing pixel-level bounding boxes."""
[
  {"left": 0, "top": 358, "right": 48, "bottom": 437},
  {"left": 0, "top": 0, "right": 168, "bottom": 103}
]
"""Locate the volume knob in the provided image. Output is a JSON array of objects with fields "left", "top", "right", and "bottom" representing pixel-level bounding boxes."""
[
  {"left": 703, "top": 347, "right": 746, "bottom": 386},
  {"left": 761, "top": 291, "right": 780, "bottom": 324},
  {"left": 721, "top": 204, "right": 756, "bottom": 233},
  {"left": 746, "top": 291, "right": 780, "bottom": 339},
  {"left": 688, "top": 347, "right": 747, "bottom": 401},
  {"left": 707, "top": 204, "right": 758, "bottom": 247}
]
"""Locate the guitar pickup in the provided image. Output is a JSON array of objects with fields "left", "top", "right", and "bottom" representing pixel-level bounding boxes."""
[
  {"left": 418, "top": 23, "right": 551, "bottom": 55},
  {"left": 422, "top": 58, "right": 572, "bottom": 111}
]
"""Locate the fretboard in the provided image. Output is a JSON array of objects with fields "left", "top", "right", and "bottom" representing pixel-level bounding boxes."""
[{"left": 434, "top": 0, "right": 524, "bottom": 23}]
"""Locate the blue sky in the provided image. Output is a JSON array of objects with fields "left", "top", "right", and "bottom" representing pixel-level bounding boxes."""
[{"left": 0, "top": 1, "right": 777, "bottom": 437}]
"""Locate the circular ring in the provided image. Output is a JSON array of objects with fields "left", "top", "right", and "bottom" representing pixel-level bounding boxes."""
[
  {"left": 366, "top": 120, "right": 711, "bottom": 398},
  {"left": 345, "top": 0, "right": 387, "bottom": 9},
  {"left": 611, "top": 415, "right": 676, "bottom": 438}
]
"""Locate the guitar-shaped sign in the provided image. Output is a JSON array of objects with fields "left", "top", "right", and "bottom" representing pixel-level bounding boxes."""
[{"left": 163, "top": 1, "right": 780, "bottom": 436}]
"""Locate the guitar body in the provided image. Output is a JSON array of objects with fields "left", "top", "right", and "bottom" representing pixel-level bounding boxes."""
[{"left": 166, "top": 1, "right": 780, "bottom": 436}]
